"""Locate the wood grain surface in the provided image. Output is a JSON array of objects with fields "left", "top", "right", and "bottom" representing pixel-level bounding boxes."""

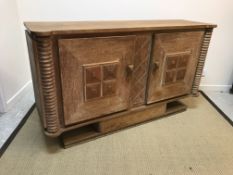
[
  {"left": 24, "top": 20, "right": 216, "bottom": 36},
  {"left": 59, "top": 35, "right": 136, "bottom": 125},
  {"left": 147, "top": 31, "right": 204, "bottom": 103},
  {"left": 25, "top": 20, "right": 216, "bottom": 140}
]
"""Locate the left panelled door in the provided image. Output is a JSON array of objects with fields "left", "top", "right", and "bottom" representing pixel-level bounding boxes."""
[{"left": 58, "top": 35, "right": 136, "bottom": 125}]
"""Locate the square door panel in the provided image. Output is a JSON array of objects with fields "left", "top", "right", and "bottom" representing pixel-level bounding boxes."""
[
  {"left": 164, "top": 71, "right": 176, "bottom": 84},
  {"left": 103, "top": 81, "right": 117, "bottom": 96},
  {"left": 176, "top": 69, "right": 187, "bottom": 81},
  {"left": 59, "top": 36, "right": 136, "bottom": 125},
  {"left": 85, "top": 84, "right": 101, "bottom": 100},
  {"left": 103, "top": 64, "right": 118, "bottom": 80},
  {"left": 83, "top": 62, "right": 118, "bottom": 101},
  {"left": 85, "top": 66, "right": 101, "bottom": 84},
  {"left": 178, "top": 54, "right": 189, "bottom": 68},
  {"left": 147, "top": 31, "right": 204, "bottom": 103},
  {"left": 166, "top": 55, "right": 178, "bottom": 70}
]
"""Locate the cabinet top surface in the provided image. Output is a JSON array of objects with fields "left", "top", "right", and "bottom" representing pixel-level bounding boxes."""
[{"left": 24, "top": 20, "right": 216, "bottom": 36}]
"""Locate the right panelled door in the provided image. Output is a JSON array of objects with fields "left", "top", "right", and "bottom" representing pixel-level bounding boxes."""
[{"left": 147, "top": 31, "right": 204, "bottom": 104}]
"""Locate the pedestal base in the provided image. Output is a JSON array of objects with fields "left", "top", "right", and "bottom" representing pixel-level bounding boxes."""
[{"left": 61, "top": 100, "right": 187, "bottom": 148}]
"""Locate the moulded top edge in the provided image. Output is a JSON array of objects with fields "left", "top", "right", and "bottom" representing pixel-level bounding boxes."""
[{"left": 24, "top": 20, "right": 217, "bottom": 36}]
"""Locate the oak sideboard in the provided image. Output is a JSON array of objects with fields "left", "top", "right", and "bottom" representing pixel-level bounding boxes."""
[{"left": 24, "top": 20, "right": 216, "bottom": 147}]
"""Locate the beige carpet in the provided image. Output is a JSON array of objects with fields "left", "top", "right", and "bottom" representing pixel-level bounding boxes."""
[{"left": 0, "top": 95, "right": 233, "bottom": 175}]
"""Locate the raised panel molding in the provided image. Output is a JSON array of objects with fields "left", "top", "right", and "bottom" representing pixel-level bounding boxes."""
[
  {"left": 83, "top": 61, "right": 119, "bottom": 101},
  {"left": 58, "top": 36, "right": 135, "bottom": 125},
  {"left": 147, "top": 31, "right": 205, "bottom": 103},
  {"left": 163, "top": 51, "right": 192, "bottom": 85}
]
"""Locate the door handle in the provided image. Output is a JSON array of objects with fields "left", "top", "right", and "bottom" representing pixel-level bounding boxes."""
[
  {"left": 152, "top": 61, "right": 159, "bottom": 72},
  {"left": 126, "top": 64, "right": 134, "bottom": 76}
]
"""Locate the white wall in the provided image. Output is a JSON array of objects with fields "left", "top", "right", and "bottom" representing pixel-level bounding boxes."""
[
  {"left": 0, "top": 0, "right": 31, "bottom": 112},
  {"left": 16, "top": 0, "right": 233, "bottom": 91}
]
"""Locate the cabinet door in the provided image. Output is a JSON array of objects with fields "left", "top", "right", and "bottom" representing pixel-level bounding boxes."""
[
  {"left": 147, "top": 31, "right": 204, "bottom": 104},
  {"left": 59, "top": 36, "right": 136, "bottom": 125}
]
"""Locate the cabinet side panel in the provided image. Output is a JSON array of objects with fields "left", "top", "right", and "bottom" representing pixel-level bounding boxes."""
[
  {"left": 34, "top": 36, "right": 60, "bottom": 134},
  {"left": 192, "top": 29, "right": 213, "bottom": 95},
  {"left": 130, "top": 34, "right": 151, "bottom": 107},
  {"left": 25, "top": 31, "right": 45, "bottom": 127}
]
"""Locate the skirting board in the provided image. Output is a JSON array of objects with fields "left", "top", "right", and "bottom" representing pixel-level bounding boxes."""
[
  {"left": 200, "top": 91, "right": 233, "bottom": 127},
  {"left": 0, "top": 85, "right": 35, "bottom": 157},
  {"left": 0, "top": 81, "right": 32, "bottom": 113},
  {"left": 199, "top": 85, "right": 231, "bottom": 92},
  {"left": 0, "top": 86, "right": 6, "bottom": 113}
]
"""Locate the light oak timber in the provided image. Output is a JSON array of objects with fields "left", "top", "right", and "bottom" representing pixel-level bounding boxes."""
[
  {"left": 24, "top": 20, "right": 216, "bottom": 36},
  {"left": 24, "top": 20, "right": 216, "bottom": 147},
  {"left": 51, "top": 94, "right": 190, "bottom": 137},
  {"left": 62, "top": 101, "right": 187, "bottom": 148}
]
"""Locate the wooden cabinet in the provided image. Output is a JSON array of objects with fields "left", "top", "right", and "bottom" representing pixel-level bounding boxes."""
[{"left": 25, "top": 20, "right": 216, "bottom": 147}]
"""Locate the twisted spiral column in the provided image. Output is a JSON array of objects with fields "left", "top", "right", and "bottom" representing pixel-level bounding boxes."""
[{"left": 36, "top": 37, "right": 59, "bottom": 133}]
